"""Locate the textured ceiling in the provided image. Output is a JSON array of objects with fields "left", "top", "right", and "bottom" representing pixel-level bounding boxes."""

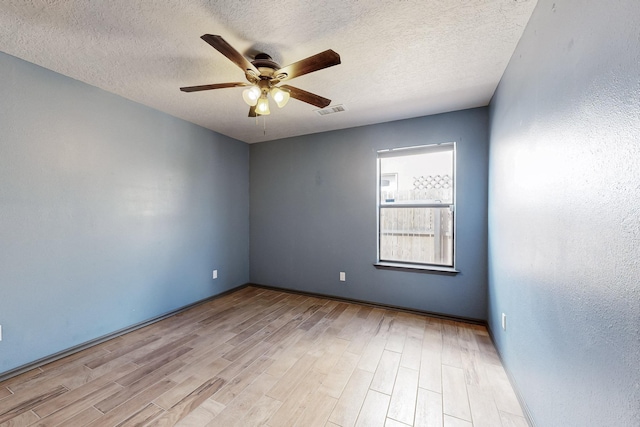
[{"left": 0, "top": 0, "right": 537, "bottom": 143}]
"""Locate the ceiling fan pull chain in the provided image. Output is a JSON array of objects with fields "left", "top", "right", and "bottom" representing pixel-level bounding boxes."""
[{"left": 263, "top": 116, "right": 267, "bottom": 136}]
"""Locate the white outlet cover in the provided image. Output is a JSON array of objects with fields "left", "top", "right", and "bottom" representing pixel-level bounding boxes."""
[
  {"left": 502, "top": 313, "right": 507, "bottom": 331},
  {"left": 339, "top": 272, "right": 346, "bottom": 281},
  {"left": 213, "top": 270, "right": 218, "bottom": 279}
]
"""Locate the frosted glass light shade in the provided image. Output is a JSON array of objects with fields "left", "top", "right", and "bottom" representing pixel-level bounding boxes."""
[
  {"left": 256, "top": 95, "right": 271, "bottom": 115},
  {"left": 242, "top": 86, "right": 260, "bottom": 106},
  {"left": 271, "top": 87, "right": 290, "bottom": 108}
]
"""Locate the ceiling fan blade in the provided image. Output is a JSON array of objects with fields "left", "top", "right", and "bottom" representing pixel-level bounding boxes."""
[
  {"left": 248, "top": 105, "right": 257, "bottom": 117},
  {"left": 180, "top": 82, "right": 250, "bottom": 92},
  {"left": 275, "top": 50, "right": 341, "bottom": 81},
  {"left": 201, "top": 34, "right": 259, "bottom": 75},
  {"left": 280, "top": 85, "right": 331, "bottom": 108}
]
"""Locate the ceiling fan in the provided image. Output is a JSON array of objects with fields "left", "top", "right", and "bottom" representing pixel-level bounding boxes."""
[{"left": 180, "top": 35, "right": 341, "bottom": 117}]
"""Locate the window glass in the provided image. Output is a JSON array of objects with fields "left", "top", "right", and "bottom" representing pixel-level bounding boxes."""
[{"left": 378, "top": 143, "right": 455, "bottom": 267}]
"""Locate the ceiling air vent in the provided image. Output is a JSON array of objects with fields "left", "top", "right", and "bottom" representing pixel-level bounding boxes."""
[{"left": 315, "top": 104, "right": 348, "bottom": 116}]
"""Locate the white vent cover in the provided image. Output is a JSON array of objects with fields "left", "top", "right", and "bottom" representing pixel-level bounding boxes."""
[{"left": 315, "top": 104, "right": 348, "bottom": 116}]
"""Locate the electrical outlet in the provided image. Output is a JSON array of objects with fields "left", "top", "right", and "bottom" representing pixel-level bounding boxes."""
[
  {"left": 502, "top": 313, "right": 507, "bottom": 331},
  {"left": 339, "top": 272, "right": 346, "bottom": 282},
  {"left": 0, "top": 325, "right": 3, "bottom": 341},
  {"left": 213, "top": 270, "right": 218, "bottom": 279}
]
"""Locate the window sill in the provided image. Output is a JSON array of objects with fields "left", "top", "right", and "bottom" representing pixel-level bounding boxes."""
[{"left": 373, "top": 262, "right": 460, "bottom": 275}]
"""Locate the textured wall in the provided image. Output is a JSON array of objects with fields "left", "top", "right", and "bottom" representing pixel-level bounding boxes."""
[
  {"left": 488, "top": 1, "right": 640, "bottom": 425},
  {"left": 0, "top": 52, "right": 250, "bottom": 374},
  {"left": 250, "top": 108, "right": 489, "bottom": 320}
]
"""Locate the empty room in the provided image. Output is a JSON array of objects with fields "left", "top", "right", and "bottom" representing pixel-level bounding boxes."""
[{"left": 0, "top": 1, "right": 638, "bottom": 426}]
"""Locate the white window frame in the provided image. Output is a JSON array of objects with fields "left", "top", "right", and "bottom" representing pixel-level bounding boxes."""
[{"left": 375, "top": 142, "right": 458, "bottom": 273}]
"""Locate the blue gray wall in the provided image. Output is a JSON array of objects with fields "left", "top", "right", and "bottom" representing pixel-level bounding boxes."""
[
  {"left": 0, "top": 52, "right": 250, "bottom": 374},
  {"left": 488, "top": 1, "right": 640, "bottom": 426},
  {"left": 250, "top": 108, "right": 489, "bottom": 320}
]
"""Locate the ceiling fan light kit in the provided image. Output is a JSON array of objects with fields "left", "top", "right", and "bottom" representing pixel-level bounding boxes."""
[
  {"left": 180, "top": 35, "right": 340, "bottom": 118},
  {"left": 241, "top": 80, "right": 290, "bottom": 114}
]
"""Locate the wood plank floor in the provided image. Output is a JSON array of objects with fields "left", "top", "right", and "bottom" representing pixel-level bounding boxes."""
[{"left": 0, "top": 286, "right": 529, "bottom": 426}]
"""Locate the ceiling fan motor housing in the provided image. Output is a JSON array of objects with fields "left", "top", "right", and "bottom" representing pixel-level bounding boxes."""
[{"left": 251, "top": 53, "right": 284, "bottom": 80}]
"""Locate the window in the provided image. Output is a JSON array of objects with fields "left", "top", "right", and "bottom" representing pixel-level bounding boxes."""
[{"left": 377, "top": 143, "right": 456, "bottom": 270}]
